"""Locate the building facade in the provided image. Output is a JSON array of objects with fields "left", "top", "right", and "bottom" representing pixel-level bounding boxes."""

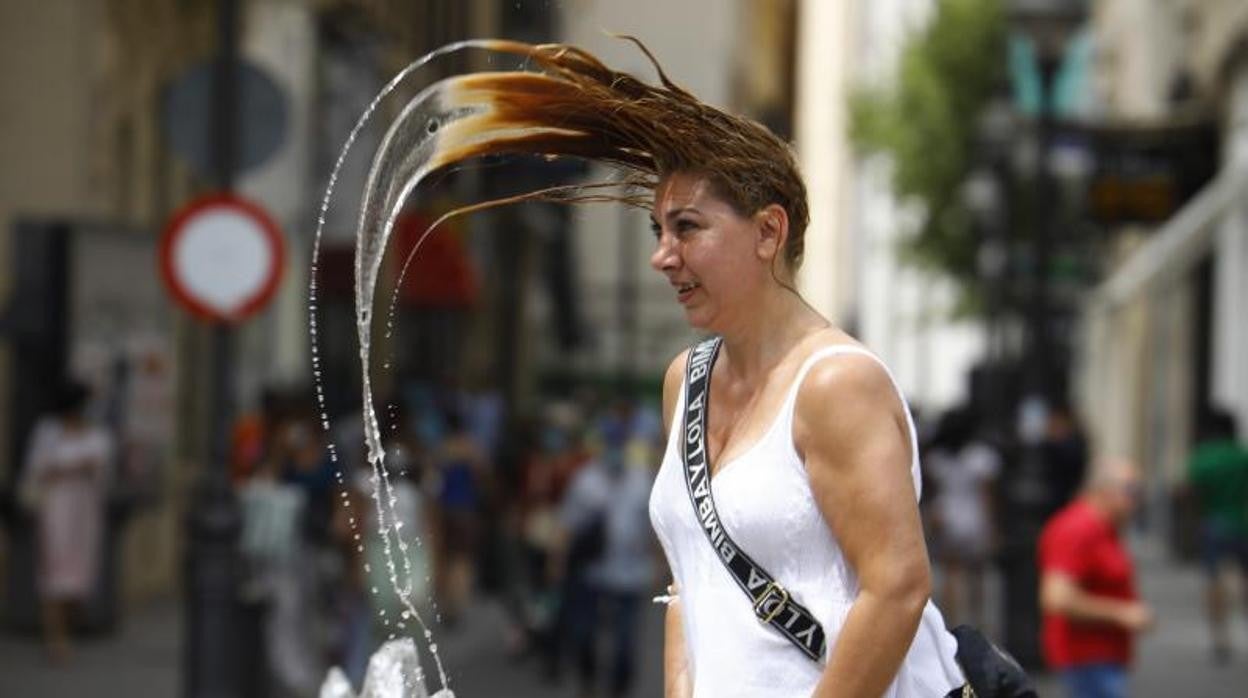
[
  {"left": 795, "top": 0, "right": 988, "bottom": 413},
  {"left": 1079, "top": 0, "right": 1248, "bottom": 530}
]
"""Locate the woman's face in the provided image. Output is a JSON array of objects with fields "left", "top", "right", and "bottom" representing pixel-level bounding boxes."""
[{"left": 649, "top": 172, "right": 774, "bottom": 331}]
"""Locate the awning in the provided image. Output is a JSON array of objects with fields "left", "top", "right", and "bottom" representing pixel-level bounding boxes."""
[{"left": 1091, "top": 166, "right": 1248, "bottom": 308}]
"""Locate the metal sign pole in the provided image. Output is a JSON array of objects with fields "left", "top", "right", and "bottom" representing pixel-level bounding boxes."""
[{"left": 186, "top": 1, "right": 243, "bottom": 696}]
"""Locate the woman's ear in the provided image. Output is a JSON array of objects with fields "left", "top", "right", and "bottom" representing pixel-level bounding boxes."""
[{"left": 755, "top": 204, "right": 789, "bottom": 264}]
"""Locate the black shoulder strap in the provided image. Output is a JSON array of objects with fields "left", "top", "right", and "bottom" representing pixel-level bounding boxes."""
[{"left": 680, "top": 336, "right": 827, "bottom": 662}]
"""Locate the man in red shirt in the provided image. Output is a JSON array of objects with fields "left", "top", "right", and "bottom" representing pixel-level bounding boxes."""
[{"left": 1038, "top": 458, "right": 1154, "bottom": 698}]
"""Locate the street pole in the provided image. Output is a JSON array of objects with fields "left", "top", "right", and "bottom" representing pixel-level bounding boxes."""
[
  {"left": 185, "top": 1, "right": 242, "bottom": 696},
  {"left": 1031, "top": 56, "right": 1059, "bottom": 398},
  {"left": 1000, "top": 0, "right": 1088, "bottom": 669},
  {"left": 1001, "top": 52, "right": 1064, "bottom": 673}
]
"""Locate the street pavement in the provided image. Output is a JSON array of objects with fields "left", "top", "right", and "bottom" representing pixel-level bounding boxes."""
[
  {"left": 431, "top": 599, "right": 666, "bottom": 697},
  {"left": 0, "top": 592, "right": 666, "bottom": 698},
  {"left": 0, "top": 598, "right": 180, "bottom": 696},
  {"left": 1116, "top": 537, "right": 1246, "bottom": 696},
  {"left": 3, "top": 537, "right": 1246, "bottom": 696}
]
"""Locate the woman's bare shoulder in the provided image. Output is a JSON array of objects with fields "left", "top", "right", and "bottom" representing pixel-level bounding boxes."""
[{"left": 791, "top": 331, "right": 902, "bottom": 452}]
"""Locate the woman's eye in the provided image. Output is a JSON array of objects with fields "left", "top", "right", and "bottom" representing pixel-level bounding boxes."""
[{"left": 650, "top": 219, "right": 699, "bottom": 239}]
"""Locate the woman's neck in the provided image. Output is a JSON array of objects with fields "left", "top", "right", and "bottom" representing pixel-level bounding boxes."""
[{"left": 717, "top": 284, "right": 828, "bottom": 384}]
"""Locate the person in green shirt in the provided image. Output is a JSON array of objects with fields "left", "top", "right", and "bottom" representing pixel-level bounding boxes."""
[{"left": 1188, "top": 408, "right": 1248, "bottom": 663}]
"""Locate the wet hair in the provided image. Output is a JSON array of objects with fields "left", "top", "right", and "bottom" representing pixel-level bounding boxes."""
[{"left": 427, "top": 38, "right": 811, "bottom": 274}]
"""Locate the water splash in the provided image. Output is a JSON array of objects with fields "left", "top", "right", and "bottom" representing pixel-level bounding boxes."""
[
  {"left": 319, "top": 638, "right": 451, "bottom": 698},
  {"left": 309, "top": 38, "right": 575, "bottom": 695},
  {"left": 309, "top": 40, "right": 490, "bottom": 695},
  {"left": 313, "top": 37, "right": 658, "bottom": 694}
]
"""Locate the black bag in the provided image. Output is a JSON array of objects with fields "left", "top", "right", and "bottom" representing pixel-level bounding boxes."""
[{"left": 950, "top": 625, "right": 1038, "bottom": 698}]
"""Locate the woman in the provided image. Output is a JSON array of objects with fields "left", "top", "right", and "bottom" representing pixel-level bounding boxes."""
[
  {"left": 355, "top": 38, "right": 968, "bottom": 696},
  {"left": 20, "top": 381, "right": 112, "bottom": 662},
  {"left": 645, "top": 169, "right": 964, "bottom": 696}
]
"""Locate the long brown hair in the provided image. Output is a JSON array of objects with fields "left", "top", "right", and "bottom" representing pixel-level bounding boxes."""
[{"left": 422, "top": 38, "right": 811, "bottom": 272}]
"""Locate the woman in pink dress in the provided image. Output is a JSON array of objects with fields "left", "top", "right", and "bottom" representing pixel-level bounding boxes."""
[{"left": 20, "top": 381, "right": 112, "bottom": 661}]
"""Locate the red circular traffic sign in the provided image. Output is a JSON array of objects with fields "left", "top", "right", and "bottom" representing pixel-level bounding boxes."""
[{"left": 159, "top": 194, "right": 285, "bottom": 324}]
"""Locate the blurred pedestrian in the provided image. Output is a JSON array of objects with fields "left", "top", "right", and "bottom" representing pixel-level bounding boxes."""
[
  {"left": 431, "top": 407, "right": 488, "bottom": 625},
  {"left": 553, "top": 417, "right": 656, "bottom": 698},
  {"left": 926, "top": 406, "right": 1000, "bottom": 628},
  {"left": 231, "top": 386, "right": 285, "bottom": 485},
  {"left": 1043, "top": 401, "right": 1090, "bottom": 515},
  {"left": 330, "top": 471, "right": 373, "bottom": 688},
  {"left": 512, "top": 419, "right": 569, "bottom": 659},
  {"left": 1187, "top": 407, "right": 1248, "bottom": 663},
  {"left": 278, "top": 405, "right": 339, "bottom": 543},
  {"left": 18, "top": 380, "right": 113, "bottom": 663},
  {"left": 1039, "top": 458, "right": 1153, "bottom": 698},
  {"left": 237, "top": 432, "right": 320, "bottom": 696}
]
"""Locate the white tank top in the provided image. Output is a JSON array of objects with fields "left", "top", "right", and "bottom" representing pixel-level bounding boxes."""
[{"left": 649, "top": 345, "right": 965, "bottom": 697}]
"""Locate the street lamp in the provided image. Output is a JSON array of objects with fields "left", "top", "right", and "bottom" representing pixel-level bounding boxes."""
[
  {"left": 1002, "top": 0, "right": 1089, "bottom": 671},
  {"left": 1008, "top": 0, "right": 1088, "bottom": 389},
  {"left": 1009, "top": 0, "right": 1088, "bottom": 71}
]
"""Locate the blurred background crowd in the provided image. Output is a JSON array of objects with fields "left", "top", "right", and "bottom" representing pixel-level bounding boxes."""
[
  {"left": 2, "top": 0, "right": 1248, "bottom": 696},
  {"left": 219, "top": 381, "right": 665, "bottom": 697}
]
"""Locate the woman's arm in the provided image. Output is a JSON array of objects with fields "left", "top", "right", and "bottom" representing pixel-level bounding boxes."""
[
  {"left": 660, "top": 350, "right": 692, "bottom": 698},
  {"left": 664, "top": 596, "right": 693, "bottom": 698},
  {"left": 794, "top": 355, "right": 932, "bottom": 698}
]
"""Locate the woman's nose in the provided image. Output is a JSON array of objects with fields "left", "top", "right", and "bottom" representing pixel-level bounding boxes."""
[{"left": 650, "top": 234, "right": 678, "bottom": 272}]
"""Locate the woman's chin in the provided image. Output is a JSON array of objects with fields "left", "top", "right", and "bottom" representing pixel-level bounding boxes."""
[{"left": 682, "top": 305, "right": 715, "bottom": 331}]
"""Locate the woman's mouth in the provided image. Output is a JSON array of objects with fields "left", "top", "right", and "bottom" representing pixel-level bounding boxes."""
[{"left": 675, "top": 281, "right": 701, "bottom": 303}]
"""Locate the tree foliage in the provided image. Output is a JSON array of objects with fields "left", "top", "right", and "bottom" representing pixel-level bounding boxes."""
[{"left": 849, "top": 0, "right": 1007, "bottom": 291}]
